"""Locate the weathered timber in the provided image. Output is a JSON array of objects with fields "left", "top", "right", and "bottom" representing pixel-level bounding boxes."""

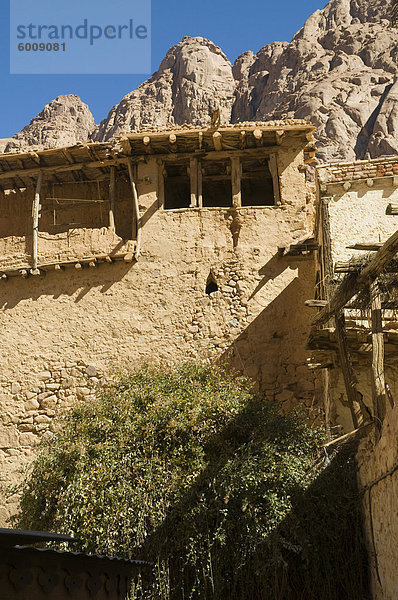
[
  {"left": 231, "top": 156, "right": 241, "bottom": 208},
  {"left": 212, "top": 132, "right": 222, "bottom": 151},
  {"left": 386, "top": 202, "right": 398, "bottom": 215},
  {"left": 370, "top": 280, "right": 387, "bottom": 435},
  {"left": 127, "top": 159, "right": 142, "bottom": 258},
  {"left": 346, "top": 243, "right": 384, "bottom": 251},
  {"left": 109, "top": 167, "right": 116, "bottom": 232},
  {"left": 253, "top": 129, "right": 263, "bottom": 147},
  {"left": 321, "top": 198, "right": 334, "bottom": 303},
  {"left": 312, "top": 229, "right": 398, "bottom": 327},
  {"left": 268, "top": 153, "right": 281, "bottom": 205},
  {"left": 32, "top": 172, "right": 43, "bottom": 271},
  {"left": 189, "top": 157, "right": 198, "bottom": 208},
  {"left": 169, "top": 133, "right": 177, "bottom": 153},
  {"left": 305, "top": 300, "right": 328, "bottom": 308},
  {"left": 335, "top": 312, "right": 360, "bottom": 429}
]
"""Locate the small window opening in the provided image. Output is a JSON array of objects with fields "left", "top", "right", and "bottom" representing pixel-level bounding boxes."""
[
  {"left": 206, "top": 273, "right": 219, "bottom": 295},
  {"left": 241, "top": 158, "right": 275, "bottom": 206},
  {"left": 202, "top": 161, "right": 232, "bottom": 208},
  {"left": 164, "top": 162, "right": 190, "bottom": 209}
]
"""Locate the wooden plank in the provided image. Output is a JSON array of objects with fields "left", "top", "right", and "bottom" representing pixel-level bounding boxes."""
[
  {"left": 108, "top": 166, "right": 116, "bottom": 232},
  {"left": 335, "top": 312, "right": 360, "bottom": 429},
  {"left": 231, "top": 156, "right": 241, "bottom": 208},
  {"left": 346, "top": 243, "right": 383, "bottom": 251},
  {"left": 305, "top": 300, "right": 328, "bottom": 308},
  {"left": 313, "top": 229, "right": 398, "bottom": 327},
  {"left": 370, "top": 280, "right": 387, "bottom": 435}
]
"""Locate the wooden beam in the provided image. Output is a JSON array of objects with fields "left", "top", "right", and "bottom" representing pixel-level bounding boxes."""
[
  {"left": 231, "top": 156, "right": 241, "bottom": 208},
  {"left": 212, "top": 132, "right": 223, "bottom": 151},
  {"left": 108, "top": 166, "right": 116, "bottom": 232},
  {"left": 169, "top": 133, "right": 177, "bottom": 153},
  {"left": 346, "top": 243, "right": 383, "bottom": 251},
  {"left": 275, "top": 130, "right": 285, "bottom": 145},
  {"left": 240, "top": 131, "right": 246, "bottom": 149},
  {"left": 387, "top": 202, "right": 398, "bottom": 215},
  {"left": 127, "top": 159, "right": 142, "bottom": 258},
  {"left": 253, "top": 129, "right": 263, "bottom": 147},
  {"left": 370, "top": 280, "right": 387, "bottom": 435},
  {"left": 142, "top": 136, "right": 152, "bottom": 154},
  {"left": 189, "top": 157, "right": 198, "bottom": 208},
  {"left": 157, "top": 161, "right": 165, "bottom": 209},
  {"left": 0, "top": 157, "right": 127, "bottom": 183},
  {"left": 305, "top": 300, "right": 328, "bottom": 308},
  {"left": 197, "top": 162, "right": 203, "bottom": 209},
  {"left": 313, "top": 229, "right": 398, "bottom": 327},
  {"left": 335, "top": 312, "right": 360, "bottom": 429},
  {"left": 32, "top": 172, "right": 43, "bottom": 272}
]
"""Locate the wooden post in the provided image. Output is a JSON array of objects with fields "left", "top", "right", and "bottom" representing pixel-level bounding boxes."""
[
  {"left": 197, "top": 162, "right": 203, "bottom": 209},
  {"left": 335, "top": 312, "right": 360, "bottom": 430},
  {"left": 212, "top": 132, "right": 222, "bottom": 151},
  {"left": 321, "top": 198, "right": 334, "bottom": 304},
  {"left": 370, "top": 280, "right": 386, "bottom": 435},
  {"left": 231, "top": 157, "right": 242, "bottom": 208},
  {"left": 32, "top": 171, "right": 43, "bottom": 273},
  {"left": 108, "top": 167, "right": 116, "bottom": 232},
  {"left": 190, "top": 157, "right": 198, "bottom": 208},
  {"left": 127, "top": 159, "right": 141, "bottom": 259},
  {"left": 157, "top": 160, "right": 165, "bottom": 209},
  {"left": 268, "top": 154, "right": 281, "bottom": 205}
]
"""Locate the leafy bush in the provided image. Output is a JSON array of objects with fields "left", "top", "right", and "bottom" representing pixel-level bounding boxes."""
[{"left": 13, "top": 363, "right": 368, "bottom": 599}]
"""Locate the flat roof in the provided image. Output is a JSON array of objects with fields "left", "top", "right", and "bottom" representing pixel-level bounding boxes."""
[{"left": 0, "top": 120, "right": 315, "bottom": 190}]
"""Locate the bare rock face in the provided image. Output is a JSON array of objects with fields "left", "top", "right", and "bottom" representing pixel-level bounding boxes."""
[
  {"left": 94, "top": 37, "right": 236, "bottom": 141},
  {"left": 232, "top": 0, "right": 398, "bottom": 161},
  {"left": 4, "top": 95, "right": 96, "bottom": 153}
]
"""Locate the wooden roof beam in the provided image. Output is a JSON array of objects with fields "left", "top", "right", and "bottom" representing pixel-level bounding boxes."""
[
  {"left": 253, "top": 129, "right": 263, "bottom": 147},
  {"left": 169, "top": 133, "right": 177, "bottom": 153},
  {"left": 213, "top": 132, "right": 223, "bottom": 151}
]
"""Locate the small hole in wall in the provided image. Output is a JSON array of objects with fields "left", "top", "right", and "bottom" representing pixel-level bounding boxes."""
[{"left": 206, "top": 273, "right": 219, "bottom": 295}]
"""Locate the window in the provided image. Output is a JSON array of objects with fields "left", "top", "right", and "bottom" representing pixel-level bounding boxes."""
[
  {"left": 241, "top": 158, "right": 275, "bottom": 206},
  {"left": 202, "top": 160, "right": 232, "bottom": 208},
  {"left": 164, "top": 162, "right": 190, "bottom": 209}
]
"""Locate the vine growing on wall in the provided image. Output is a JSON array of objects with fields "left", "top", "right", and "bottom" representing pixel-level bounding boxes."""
[{"left": 12, "top": 363, "right": 369, "bottom": 599}]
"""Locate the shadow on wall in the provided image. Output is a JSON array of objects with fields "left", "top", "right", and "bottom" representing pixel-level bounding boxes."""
[
  {"left": 137, "top": 403, "right": 368, "bottom": 600},
  {"left": 219, "top": 254, "right": 315, "bottom": 398},
  {"left": 0, "top": 260, "right": 135, "bottom": 310}
]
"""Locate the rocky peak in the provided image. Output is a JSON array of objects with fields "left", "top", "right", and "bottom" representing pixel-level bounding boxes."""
[
  {"left": 4, "top": 95, "right": 95, "bottom": 153},
  {"left": 94, "top": 36, "right": 236, "bottom": 141}
]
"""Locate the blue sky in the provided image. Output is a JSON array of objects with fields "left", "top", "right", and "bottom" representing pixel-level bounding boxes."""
[{"left": 0, "top": 0, "right": 326, "bottom": 138}]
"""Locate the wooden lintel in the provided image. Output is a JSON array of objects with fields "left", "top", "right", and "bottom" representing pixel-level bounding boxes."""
[{"left": 213, "top": 132, "right": 223, "bottom": 151}]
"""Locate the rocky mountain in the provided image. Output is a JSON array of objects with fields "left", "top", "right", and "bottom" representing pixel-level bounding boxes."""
[
  {"left": 4, "top": 95, "right": 95, "bottom": 153},
  {"left": 3, "top": 0, "right": 398, "bottom": 162}
]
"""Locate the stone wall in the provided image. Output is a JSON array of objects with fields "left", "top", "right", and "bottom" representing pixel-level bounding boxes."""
[
  {"left": 0, "top": 143, "right": 317, "bottom": 524},
  {"left": 357, "top": 405, "right": 398, "bottom": 600}
]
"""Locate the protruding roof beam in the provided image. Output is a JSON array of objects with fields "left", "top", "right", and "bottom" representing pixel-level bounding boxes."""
[{"left": 213, "top": 132, "right": 223, "bottom": 151}]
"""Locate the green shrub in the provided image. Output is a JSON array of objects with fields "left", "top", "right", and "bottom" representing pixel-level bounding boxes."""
[{"left": 13, "top": 363, "right": 368, "bottom": 599}]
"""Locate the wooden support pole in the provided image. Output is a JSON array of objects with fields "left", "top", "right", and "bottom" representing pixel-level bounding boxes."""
[
  {"left": 127, "top": 159, "right": 142, "bottom": 259},
  {"left": 268, "top": 154, "right": 281, "bottom": 205},
  {"left": 32, "top": 171, "right": 43, "bottom": 272},
  {"left": 108, "top": 166, "right": 116, "bottom": 232},
  {"left": 231, "top": 156, "right": 242, "bottom": 208},
  {"left": 370, "top": 280, "right": 387, "bottom": 435},
  {"left": 335, "top": 312, "right": 360, "bottom": 430},
  {"left": 213, "top": 132, "right": 222, "bottom": 151},
  {"left": 197, "top": 162, "right": 203, "bottom": 209},
  {"left": 189, "top": 157, "right": 198, "bottom": 208},
  {"left": 313, "top": 229, "right": 398, "bottom": 327}
]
